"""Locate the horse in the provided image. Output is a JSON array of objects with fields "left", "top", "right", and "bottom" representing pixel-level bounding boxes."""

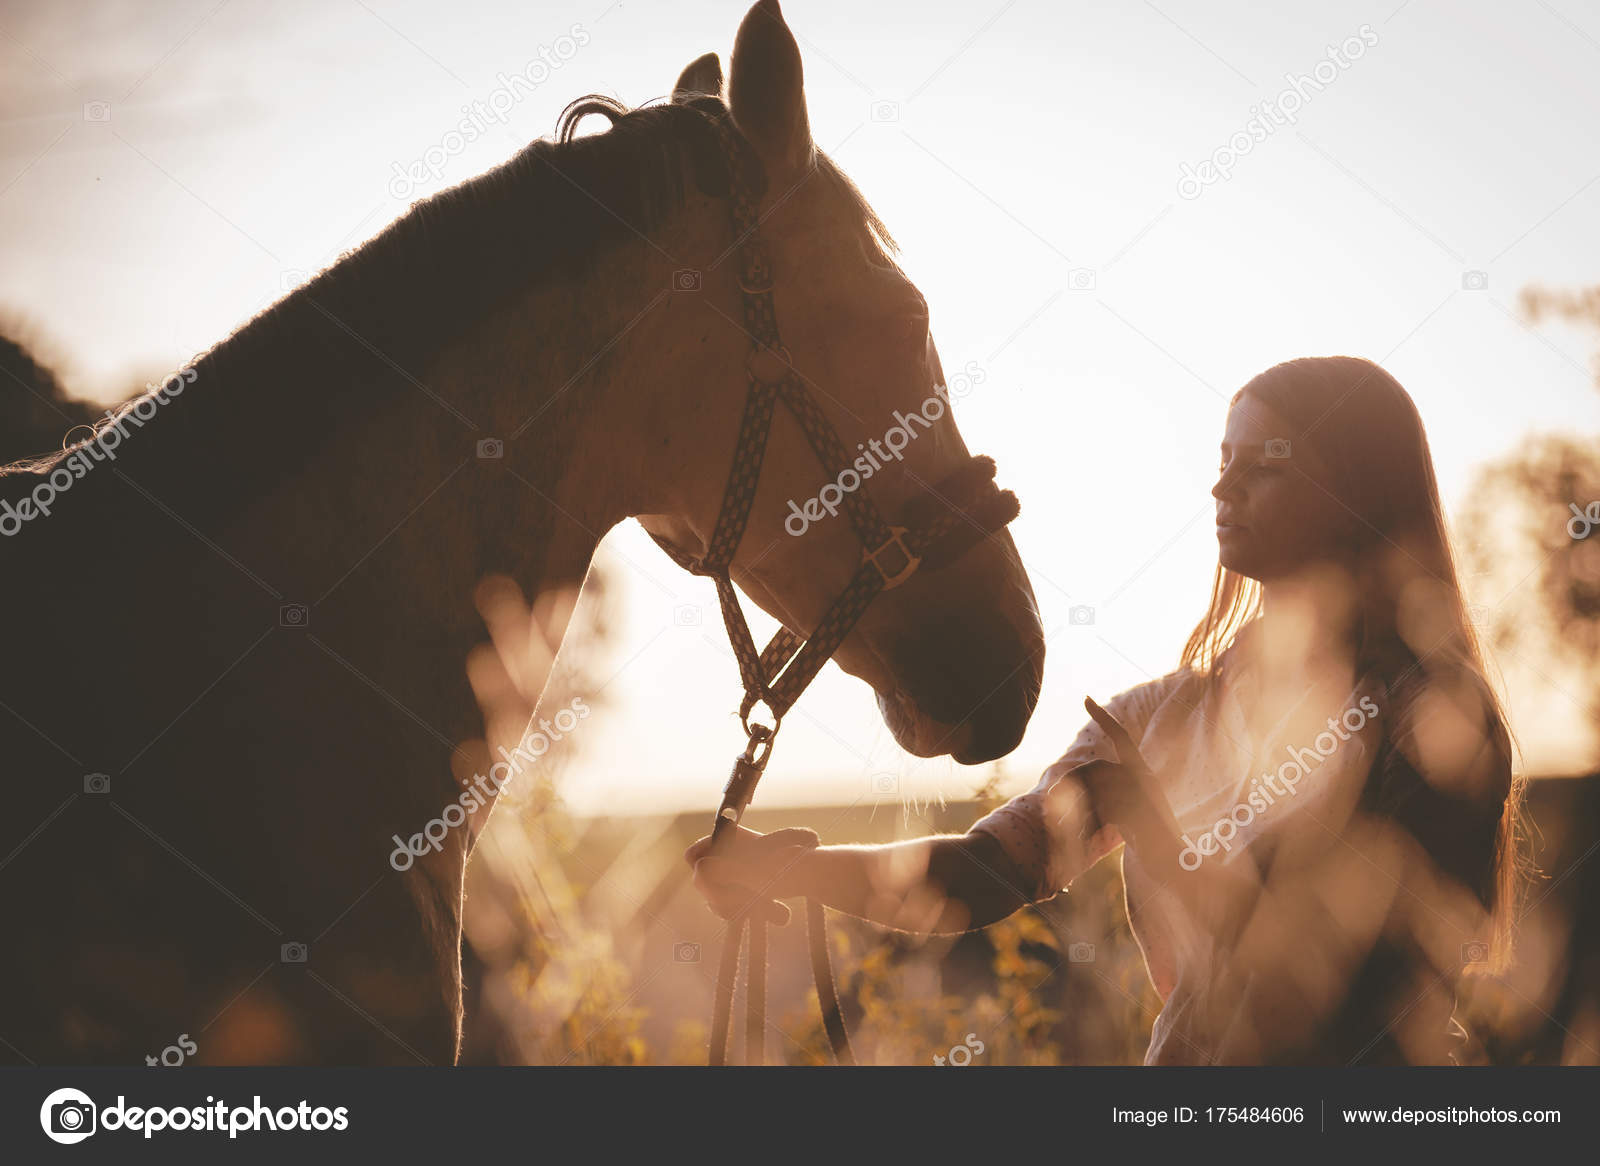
[{"left": 0, "top": 0, "right": 1044, "bottom": 1065}]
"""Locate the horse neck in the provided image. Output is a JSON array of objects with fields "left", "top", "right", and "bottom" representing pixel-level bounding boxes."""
[
  {"left": 17, "top": 166, "right": 741, "bottom": 752},
  {"left": 451, "top": 188, "right": 748, "bottom": 563},
  {"left": 158, "top": 230, "right": 705, "bottom": 604},
  {"left": 433, "top": 216, "right": 724, "bottom": 582}
]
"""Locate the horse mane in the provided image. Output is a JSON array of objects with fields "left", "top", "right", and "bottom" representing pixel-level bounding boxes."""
[
  {"left": 1, "top": 96, "right": 737, "bottom": 486},
  {"left": 2, "top": 93, "right": 893, "bottom": 505}
]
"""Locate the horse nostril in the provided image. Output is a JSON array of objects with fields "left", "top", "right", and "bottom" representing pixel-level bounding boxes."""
[
  {"left": 952, "top": 666, "right": 1037, "bottom": 763},
  {"left": 888, "top": 606, "right": 1042, "bottom": 762}
]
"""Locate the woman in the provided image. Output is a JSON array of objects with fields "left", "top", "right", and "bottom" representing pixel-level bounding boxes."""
[{"left": 686, "top": 356, "right": 1525, "bottom": 1065}]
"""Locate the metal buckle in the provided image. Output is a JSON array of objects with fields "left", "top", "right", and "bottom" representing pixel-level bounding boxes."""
[
  {"left": 746, "top": 343, "right": 791, "bottom": 386},
  {"left": 862, "top": 525, "right": 922, "bottom": 590}
]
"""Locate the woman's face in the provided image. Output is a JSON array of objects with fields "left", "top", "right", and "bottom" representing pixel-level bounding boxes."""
[{"left": 1213, "top": 394, "right": 1360, "bottom": 581}]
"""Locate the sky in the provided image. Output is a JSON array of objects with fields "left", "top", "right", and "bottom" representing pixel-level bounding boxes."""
[{"left": 2, "top": 0, "right": 1598, "bottom": 814}]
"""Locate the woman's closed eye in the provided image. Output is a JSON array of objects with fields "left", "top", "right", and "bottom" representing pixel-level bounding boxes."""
[{"left": 1220, "top": 459, "right": 1278, "bottom": 477}]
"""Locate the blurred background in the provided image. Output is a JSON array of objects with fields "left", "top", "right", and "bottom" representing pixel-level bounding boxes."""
[{"left": 3, "top": 0, "right": 1596, "bottom": 1063}]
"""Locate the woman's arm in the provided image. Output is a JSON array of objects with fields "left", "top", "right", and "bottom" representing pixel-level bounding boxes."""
[
  {"left": 687, "top": 826, "right": 1037, "bottom": 934},
  {"left": 688, "top": 680, "right": 1186, "bottom": 936},
  {"left": 811, "top": 830, "right": 1040, "bottom": 931}
]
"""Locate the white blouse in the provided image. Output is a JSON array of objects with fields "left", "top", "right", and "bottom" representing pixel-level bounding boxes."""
[{"left": 969, "top": 636, "right": 1415, "bottom": 1064}]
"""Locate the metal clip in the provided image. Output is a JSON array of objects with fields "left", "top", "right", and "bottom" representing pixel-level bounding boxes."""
[{"left": 711, "top": 722, "right": 776, "bottom": 844}]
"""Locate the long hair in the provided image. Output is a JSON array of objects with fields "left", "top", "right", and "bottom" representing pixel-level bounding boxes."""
[{"left": 1181, "top": 356, "right": 1527, "bottom": 967}]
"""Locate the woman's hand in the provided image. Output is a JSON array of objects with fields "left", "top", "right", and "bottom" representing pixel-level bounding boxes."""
[
  {"left": 1078, "top": 696, "right": 1185, "bottom": 856},
  {"left": 1082, "top": 696, "right": 1258, "bottom": 937},
  {"left": 684, "top": 824, "right": 823, "bottom": 926}
]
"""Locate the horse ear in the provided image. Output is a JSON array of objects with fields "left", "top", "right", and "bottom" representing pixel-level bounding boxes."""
[
  {"left": 728, "top": 0, "right": 813, "bottom": 175},
  {"left": 672, "top": 52, "right": 723, "bottom": 103}
]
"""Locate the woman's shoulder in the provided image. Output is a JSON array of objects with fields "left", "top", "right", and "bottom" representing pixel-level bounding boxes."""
[
  {"left": 1102, "top": 666, "right": 1208, "bottom": 723},
  {"left": 1043, "top": 665, "right": 1210, "bottom": 780}
]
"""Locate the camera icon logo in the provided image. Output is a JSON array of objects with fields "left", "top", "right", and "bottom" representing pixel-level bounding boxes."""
[
  {"left": 870, "top": 100, "right": 900, "bottom": 123},
  {"left": 278, "top": 603, "right": 308, "bottom": 628},
  {"left": 1265, "top": 438, "right": 1292, "bottom": 459},
  {"left": 1068, "top": 941, "right": 1096, "bottom": 963},
  {"left": 1461, "top": 270, "right": 1488, "bottom": 291},
  {"left": 279, "top": 268, "right": 308, "bottom": 292},
  {"left": 281, "top": 941, "right": 309, "bottom": 963},
  {"left": 1568, "top": 501, "right": 1600, "bottom": 541},
  {"left": 476, "top": 437, "right": 504, "bottom": 459},
  {"left": 40, "top": 1087, "right": 97, "bottom": 1144},
  {"left": 870, "top": 772, "right": 899, "bottom": 796},
  {"left": 674, "top": 941, "right": 701, "bottom": 963},
  {"left": 83, "top": 101, "right": 111, "bottom": 123},
  {"left": 672, "top": 269, "right": 702, "bottom": 291},
  {"left": 1461, "top": 940, "right": 1489, "bottom": 965},
  {"left": 673, "top": 603, "right": 701, "bottom": 627},
  {"left": 83, "top": 772, "right": 111, "bottom": 794},
  {"left": 932, "top": 1032, "right": 985, "bottom": 1066},
  {"left": 1068, "top": 267, "right": 1097, "bottom": 292},
  {"left": 1068, "top": 604, "right": 1095, "bottom": 626}
]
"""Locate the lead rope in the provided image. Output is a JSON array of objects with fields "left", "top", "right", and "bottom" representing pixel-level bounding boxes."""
[
  {"left": 707, "top": 868, "right": 853, "bottom": 1066},
  {"left": 654, "top": 105, "right": 1021, "bottom": 1066},
  {"left": 701, "top": 726, "right": 855, "bottom": 1066}
]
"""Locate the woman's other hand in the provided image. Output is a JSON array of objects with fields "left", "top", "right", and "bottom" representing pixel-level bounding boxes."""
[
  {"left": 1081, "top": 696, "right": 1258, "bottom": 937},
  {"left": 1078, "top": 696, "right": 1181, "bottom": 848}
]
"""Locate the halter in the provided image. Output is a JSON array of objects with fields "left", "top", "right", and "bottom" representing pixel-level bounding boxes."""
[{"left": 650, "top": 105, "right": 1022, "bottom": 1066}]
